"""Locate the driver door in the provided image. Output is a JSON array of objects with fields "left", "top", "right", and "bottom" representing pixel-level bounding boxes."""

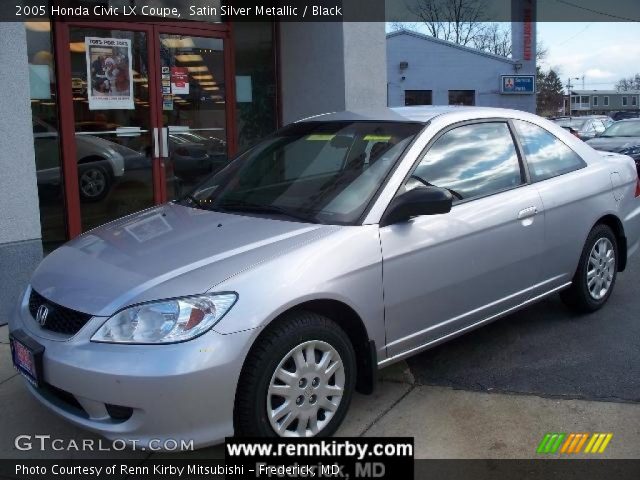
[{"left": 380, "top": 121, "right": 546, "bottom": 357}]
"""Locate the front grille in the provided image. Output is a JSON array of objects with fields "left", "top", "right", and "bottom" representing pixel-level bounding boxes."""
[{"left": 28, "top": 289, "right": 92, "bottom": 335}]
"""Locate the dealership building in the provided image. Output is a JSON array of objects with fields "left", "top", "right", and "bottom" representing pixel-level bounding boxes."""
[
  {"left": 387, "top": 28, "right": 536, "bottom": 112},
  {"left": 0, "top": 18, "right": 386, "bottom": 322}
]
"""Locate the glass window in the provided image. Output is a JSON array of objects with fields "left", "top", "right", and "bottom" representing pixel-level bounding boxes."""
[
  {"left": 601, "top": 120, "right": 640, "bottom": 137},
  {"left": 581, "top": 96, "right": 589, "bottom": 104},
  {"left": 604, "top": 96, "right": 609, "bottom": 106},
  {"left": 181, "top": 122, "right": 423, "bottom": 225},
  {"left": 25, "top": 20, "right": 67, "bottom": 252},
  {"left": 622, "top": 96, "right": 628, "bottom": 106},
  {"left": 448, "top": 90, "right": 475, "bottom": 106},
  {"left": 405, "top": 90, "right": 432, "bottom": 106},
  {"left": 593, "top": 96, "right": 598, "bottom": 106},
  {"left": 513, "top": 120, "right": 586, "bottom": 182},
  {"left": 234, "top": 22, "right": 278, "bottom": 150},
  {"left": 633, "top": 96, "right": 638, "bottom": 106},
  {"left": 408, "top": 122, "right": 522, "bottom": 202}
]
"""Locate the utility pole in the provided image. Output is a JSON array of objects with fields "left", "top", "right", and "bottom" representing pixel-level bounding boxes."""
[{"left": 566, "top": 77, "right": 580, "bottom": 116}]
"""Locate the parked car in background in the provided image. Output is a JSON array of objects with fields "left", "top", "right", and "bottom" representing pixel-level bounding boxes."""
[
  {"left": 169, "top": 131, "right": 228, "bottom": 180},
  {"left": 610, "top": 111, "right": 640, "bottom": 121},
  {"left": 587, "top": 119, "right": 640, "bottom": 172},
  {"left": 33, "top": 118, "right": 144, "bottom": 202},
  {"left": 553, "top": 116, "right": 613, "bottom": 140},
  {"left": 11, "top": 107, "right": 640, "bottom": 447}
]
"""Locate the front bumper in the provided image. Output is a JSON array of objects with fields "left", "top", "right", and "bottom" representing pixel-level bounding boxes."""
[{"left": 9, "top": 287, "right": 256, "bottom": 449}]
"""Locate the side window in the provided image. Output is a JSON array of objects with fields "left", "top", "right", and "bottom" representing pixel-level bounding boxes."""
[
  {"left": 513, "top": 120, "right": 586, "bottom": 182},
  {"left": 409, "top": 122, "right": 523, "bottom": 202}
]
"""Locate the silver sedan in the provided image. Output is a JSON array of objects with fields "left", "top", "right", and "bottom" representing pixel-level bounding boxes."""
[{"left": 9, "top": 107, "right": 640, "bottom": 447}]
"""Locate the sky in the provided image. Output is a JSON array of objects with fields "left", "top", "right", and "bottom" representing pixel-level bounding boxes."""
[{"left": 538, "top": 22, "right": 640, "bottom": 90}]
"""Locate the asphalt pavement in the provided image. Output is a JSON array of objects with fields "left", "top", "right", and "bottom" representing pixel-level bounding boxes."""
[{"left": 407, "top": 253, "right": 640, "bottom": 403}]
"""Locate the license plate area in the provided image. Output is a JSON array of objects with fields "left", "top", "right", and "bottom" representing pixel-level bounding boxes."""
[{"left": 9, "top": 330, "right": 44, "bottom": 388}]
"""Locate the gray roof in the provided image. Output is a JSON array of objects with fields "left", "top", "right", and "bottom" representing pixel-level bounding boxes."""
[
  {"left": 571, "top": 90, "right": 640, "bottom": 95},
  {"left": 386, "top": 29, "right": 515, "bottom": 65},
  {"left": 298, "top": 106, "right": 511, "bottom": 124}
]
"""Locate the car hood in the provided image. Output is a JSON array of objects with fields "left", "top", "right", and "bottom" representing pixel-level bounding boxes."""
[
  {"left": 30, "top": 203, "right": 336, "bottom": 316},
  {"left": 586, "top": 136, "right": 640, "bottom": 152}
]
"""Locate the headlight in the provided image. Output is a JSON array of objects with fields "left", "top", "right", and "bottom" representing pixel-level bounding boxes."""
[{"left": 91, "top": 293, "right": 237, "bottom": 344}]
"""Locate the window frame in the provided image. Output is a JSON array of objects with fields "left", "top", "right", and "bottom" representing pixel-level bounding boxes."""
[
  {"left": 593, "top": 96, "right": 598, "bottom": 106},
  {"left": 622, "top": 96, "right": 628, "bottom": 106},
  {"left": 396, "top": 118, "right": 530, "bottom": 208},
  {"left": 511, "top": 119, "right": 587, "bottom": 183},
  {"left": 603, "top": 96, "right": 609, "bottom": 106}
]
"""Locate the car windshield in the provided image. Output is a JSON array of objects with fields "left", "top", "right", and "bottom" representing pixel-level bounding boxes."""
[
  {"left": 601, "top": 121, "right": 640, "bottom": 137},
  {"left": 555, "top": 118, "right": 587, "bottom": 130},
  {"left": 179, "top": 121, "right": 423, "bottom": 225}
]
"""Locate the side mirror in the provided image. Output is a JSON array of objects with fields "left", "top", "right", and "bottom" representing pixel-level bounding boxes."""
[{"left": 381, "top": 186, "right": 453, "bottom": 227}]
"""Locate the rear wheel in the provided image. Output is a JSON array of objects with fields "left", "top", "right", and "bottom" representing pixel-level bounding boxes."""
[
  {"left": 561, "top": 224, "right": 618, "bottom": 313},
  {"left": 234, "top": 311, "right": 356, "bottom": 438},
  {"left": 78, "top": 163, "right": 111, "bottom": 202}
]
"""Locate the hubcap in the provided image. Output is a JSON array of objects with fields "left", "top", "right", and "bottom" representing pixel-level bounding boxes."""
[
  {"left": 587, "top": 237, "right": 615, "bottom": 301},
  {"left": 80, "top": 169, "right": 106, "bottom": 197},
  {"left": 267, "top": 340, "right": 345, "bottom": 437}
]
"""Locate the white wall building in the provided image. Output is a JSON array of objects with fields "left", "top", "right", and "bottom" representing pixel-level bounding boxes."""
[{"left": 387, "top": 28, "right": 537, "bottom": 113}]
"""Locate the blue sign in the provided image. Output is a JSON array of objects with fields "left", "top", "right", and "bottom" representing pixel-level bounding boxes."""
[{"left": 501, "top": 75, "right": 535, "bottom": 94}]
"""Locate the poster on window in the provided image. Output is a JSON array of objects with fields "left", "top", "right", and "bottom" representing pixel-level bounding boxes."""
[
  {"left": 170, "top": 67, "right": 189, "bottom": 94},
  {"left": 85, "top": 37, "right": 134, "bottom": 110}
]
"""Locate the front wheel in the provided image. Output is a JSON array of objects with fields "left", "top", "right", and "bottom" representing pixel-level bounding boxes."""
[
  {"left": 234, "top": 312, "right": 356, "bottom": 438},
  {"left": 561, "top": 224, "right": 618, "bottom": 313}
]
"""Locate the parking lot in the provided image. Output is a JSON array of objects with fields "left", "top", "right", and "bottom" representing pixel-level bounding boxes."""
[{"left": 1, "top": 255, "right": 639, "bottom": 460}]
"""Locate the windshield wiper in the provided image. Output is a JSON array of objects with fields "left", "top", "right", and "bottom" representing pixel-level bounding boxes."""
[{"left": 218, "top": 200, "right": 318, "bottom": 223}]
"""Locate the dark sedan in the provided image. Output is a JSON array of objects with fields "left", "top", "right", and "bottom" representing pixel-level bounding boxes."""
[{"left": 586, "top": 119, "right": 640, "bottom": 172}]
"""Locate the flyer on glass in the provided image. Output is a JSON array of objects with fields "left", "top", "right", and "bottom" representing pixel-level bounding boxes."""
[{"left": 85, "top": 37, "right": 134, "bottom": 110}]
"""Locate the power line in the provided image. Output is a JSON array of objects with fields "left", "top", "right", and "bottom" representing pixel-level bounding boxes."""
[
  {"left": 554, "top": 0, "right": 640, "bottom": 22},
  {"left": 557, "top": 22, "right": 593, "bottom": 46}
]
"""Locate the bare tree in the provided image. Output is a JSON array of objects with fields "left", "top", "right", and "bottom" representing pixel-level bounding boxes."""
[
  {"left": 471, "top": 23, "right": 512, "bottom": 57},
  {"left": 407, "top": 0, "right": 488, "bottom": 46},
  {"left": 616, "top": 74, "right": 640, "bottom": 91},
  {"left": 399, "top": 1, "right": 548, "bottom": 62}
]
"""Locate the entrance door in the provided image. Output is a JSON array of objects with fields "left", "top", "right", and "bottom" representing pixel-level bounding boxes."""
[
  {"left": 155, "top": 29, "right": 235, "bottom": 202},
  {"left": 55, "top": 22, "right": 234, "bottom": 237}
]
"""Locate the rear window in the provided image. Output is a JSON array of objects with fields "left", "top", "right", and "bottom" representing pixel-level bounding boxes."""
[{"left": 514, "top": 120, "right": 586, "bottom": 182}]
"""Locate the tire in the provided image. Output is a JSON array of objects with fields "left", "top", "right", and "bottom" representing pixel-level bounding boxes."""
[
  {"left": 234, "top": 311, "right": 356, "bottom": 438},
  {"left": 561, "top": 224, "right": 618, "bottom": 313},
  {"left": 78, "top": 163, "right": 111, "bottom": 202}
]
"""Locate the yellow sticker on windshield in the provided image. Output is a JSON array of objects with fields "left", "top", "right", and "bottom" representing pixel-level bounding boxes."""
[
  {"left": 364, "top": 135, "right": 392, "bottom": 141},
  {"left": 306, "top": 134, "right": 336, "bottom": 141}
]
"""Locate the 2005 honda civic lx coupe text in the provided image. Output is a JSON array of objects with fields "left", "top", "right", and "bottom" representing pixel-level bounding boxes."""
[{"left": 9, "top": 107, "right": 640, "bottom": 447}]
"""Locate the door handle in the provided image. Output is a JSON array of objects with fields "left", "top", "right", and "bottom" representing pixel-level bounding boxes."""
[
  {"left": 161, "top": 127, "right": 169, "bottom": 158},
  {"left": 517, "top": 206, "right": 538, "bottom": 220},
  {"left": 153, "top": 128, "right": 159, "bottom": 158}
]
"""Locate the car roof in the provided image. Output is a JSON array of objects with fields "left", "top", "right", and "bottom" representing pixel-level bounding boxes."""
[{"left": 297, "top": 106, "right": 530, "bottom": 124}]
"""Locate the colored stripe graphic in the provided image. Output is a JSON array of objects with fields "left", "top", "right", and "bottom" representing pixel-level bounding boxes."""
[
  {"left": 537, "top": 433, "right": 565, "bottom": 454},
  {"left": 538, "top": 433, "right": 613, "bottom": 454},
  {"left": 584, "top": 433, "right": 613, "bottom": 453}
]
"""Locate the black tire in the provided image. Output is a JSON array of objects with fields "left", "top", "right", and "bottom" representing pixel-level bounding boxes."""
[
  {"left": 234, "top": 311, "right": 356, "bottom": 438},
  {"left": 561, "top": 224, "right": 618, "bottom": 313},
  {"left": 78, "top": 163, "right": 111, "bottom": 202}
]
